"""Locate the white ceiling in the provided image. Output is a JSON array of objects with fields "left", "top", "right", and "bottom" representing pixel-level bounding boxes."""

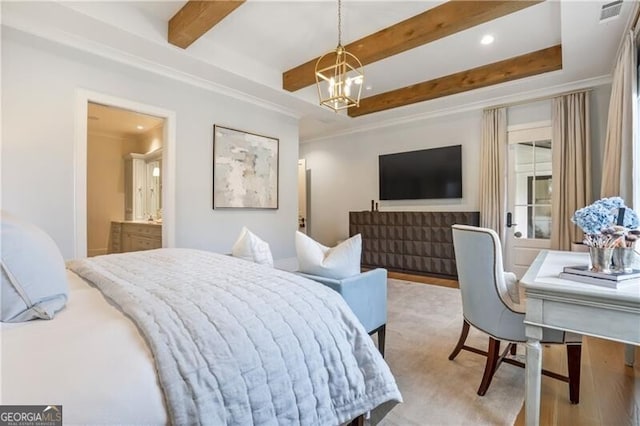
[{"left": 2, "top": 1, "right": 635, "bottom": 142}]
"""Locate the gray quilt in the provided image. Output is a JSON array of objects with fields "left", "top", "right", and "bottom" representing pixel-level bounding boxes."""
[{"left": 67, "top": 248, "right": 401, "bottom": 425}]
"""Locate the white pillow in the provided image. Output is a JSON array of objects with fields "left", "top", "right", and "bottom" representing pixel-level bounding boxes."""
[
  {"left": 231, "top": 227, "right": 274, "bottom": 267},
  {"left": 295, "top": 232, "right": 362, "bottom": 279},
  {"left": 503, "top": 272, "right": 520, "bottom": 305},
  {"left": 1, "top": 211, "right": 69, "bottom": 322}
]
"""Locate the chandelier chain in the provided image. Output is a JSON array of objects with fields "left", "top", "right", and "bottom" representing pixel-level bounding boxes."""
[{"left": 337, "top": 0, "right": 342, "bottom": 46}]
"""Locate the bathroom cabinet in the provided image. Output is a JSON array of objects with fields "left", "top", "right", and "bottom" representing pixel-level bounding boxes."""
[{"left": 109, "top": 221, "right": 162, "bottom": 254}]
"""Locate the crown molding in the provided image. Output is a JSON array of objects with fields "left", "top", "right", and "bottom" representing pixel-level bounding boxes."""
[
  {"left": 301, "top": 74, "right": 613, "bottom": 144},
  {"left": 1, "top": 17, "right": 301, "bottom": 120}
]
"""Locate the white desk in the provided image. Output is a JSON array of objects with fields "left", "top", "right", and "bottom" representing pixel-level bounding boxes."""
[{"left": 521, "top": 250, "right": 640, "bottom": 426}]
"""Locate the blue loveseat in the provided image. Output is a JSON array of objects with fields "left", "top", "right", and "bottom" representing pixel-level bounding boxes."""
[{"left": 296, "top": 268, "right": 388, "bottom": 356}]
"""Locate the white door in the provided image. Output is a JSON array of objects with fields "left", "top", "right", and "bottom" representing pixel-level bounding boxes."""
[
  {"left": 504, "top": 123, "right": 553, "bottom": 278},
  {"left": 298, "top": 159, "right": 308, "bottom": 234}
]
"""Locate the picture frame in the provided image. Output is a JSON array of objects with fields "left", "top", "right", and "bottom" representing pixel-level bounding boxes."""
[{"left": 213, "top": 125, "right": 279, "bottom": 209}]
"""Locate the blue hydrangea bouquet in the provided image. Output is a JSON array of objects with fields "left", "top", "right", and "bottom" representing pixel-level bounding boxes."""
[{"left": 572, "top": 197, "right": 639, "bottom": 248}]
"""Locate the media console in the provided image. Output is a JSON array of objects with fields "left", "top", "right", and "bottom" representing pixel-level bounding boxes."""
[{"left": 349, "top": 211, "right": 480, "bottom": 278}]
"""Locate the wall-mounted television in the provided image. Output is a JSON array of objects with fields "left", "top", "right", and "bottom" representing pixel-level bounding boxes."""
[{"left": 379, "top": 145, "right": 462, "bottom": 200}]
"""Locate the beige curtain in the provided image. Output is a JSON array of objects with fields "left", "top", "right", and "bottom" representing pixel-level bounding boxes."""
[
  {"left": 551, "top": 92, "right": 591, "bottom": 250},
  {"left": 479, "top": 107, "right": 507, "bottom": 241},
  {"left": 601, "top": 31, "right": 637, "bottom": 208}
]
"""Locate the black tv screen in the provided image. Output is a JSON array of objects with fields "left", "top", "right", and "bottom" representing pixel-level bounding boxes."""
[{"left": 379, "top": 145, "right": 462, "bottom": 200}]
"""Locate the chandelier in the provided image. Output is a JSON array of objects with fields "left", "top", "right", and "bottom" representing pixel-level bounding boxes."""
[{"left": 315, "top": 0, "right": 364, "bottom": 112}]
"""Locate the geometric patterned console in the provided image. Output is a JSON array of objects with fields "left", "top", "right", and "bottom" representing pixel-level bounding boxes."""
[{"left": 349, "top": 211, "right": 480, "bottom": 278}]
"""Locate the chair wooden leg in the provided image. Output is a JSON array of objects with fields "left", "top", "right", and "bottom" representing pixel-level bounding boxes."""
[
  {"left": 448, "top": 320, "right": 471, "bottom": 361},
  {"left": 348, "top": 414, "right": 364, "bottom": 426},
  {"left": 378, "top": 324, "right": 386, "bottom": 358},
  {"left": 510, "top": 343, "right": 517, "bottom": 355},
  {"left": 477, "top": 337, "right": 501, "bottom": 396},
  {"left": 567, "top": 344, "right": 582, "bottom": 404}
]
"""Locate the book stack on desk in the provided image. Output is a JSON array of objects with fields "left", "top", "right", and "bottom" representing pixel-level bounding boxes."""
[{"left": 559, "top": 265, "right": 640, "bottom": 289}]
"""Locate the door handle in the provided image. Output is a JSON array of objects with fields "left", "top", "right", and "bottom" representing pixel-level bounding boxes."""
[{"left": 506, "top": 212, "right": 517, "bottom": 228}]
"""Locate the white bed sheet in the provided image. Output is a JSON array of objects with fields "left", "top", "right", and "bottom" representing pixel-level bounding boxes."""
[{"left": 0, "top": 270, "right": 167, "bottom": 425}]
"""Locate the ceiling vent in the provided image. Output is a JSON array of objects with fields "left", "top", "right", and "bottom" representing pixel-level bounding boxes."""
[{"left": 600, "top": 0, "right": 623, "bottom": 22}]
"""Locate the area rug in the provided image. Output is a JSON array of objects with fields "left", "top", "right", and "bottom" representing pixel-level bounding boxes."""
[{"left": 377, "top": 279, "right": 525, "bottom": 425}]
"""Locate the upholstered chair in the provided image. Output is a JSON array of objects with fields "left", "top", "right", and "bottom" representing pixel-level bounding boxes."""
[
  {"left": 449, "top": 224, "right": 582, "bottom": 402},
  {"left": 296, "top": 269, "right": 387, "bottom": 357}
]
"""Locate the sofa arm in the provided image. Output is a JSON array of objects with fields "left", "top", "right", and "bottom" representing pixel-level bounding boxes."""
[
  {"left": 295, "top": 272, "right": 343, "bottom": 292},
  {"left": 296, "top": 269, "right": 387, "bottom": 333}
]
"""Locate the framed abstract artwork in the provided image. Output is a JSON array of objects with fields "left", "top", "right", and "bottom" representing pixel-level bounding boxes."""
[{"left": 213, "top": 125, "right": 279, "bottom": 209}]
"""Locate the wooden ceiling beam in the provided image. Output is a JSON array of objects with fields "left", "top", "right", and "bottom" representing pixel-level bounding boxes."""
[
  {"left": 169, "top": 0, "right": 245, "bottom": 49},
  {"left": 282, "top": 0, "right": 543, "bottom": 92},
  {"left": 348, "top": 45, "right": 562, "bottom": 118}
]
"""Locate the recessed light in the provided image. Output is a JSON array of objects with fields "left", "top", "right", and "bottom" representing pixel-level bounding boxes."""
[
  {"left": 365, "top": 85, "right": 373, "bottom": 91},
  {"left": 481, "top": 34, "right": 494, "bottom": 45},
  {"left": 137, "top": 125, "right": 144, "bottom": 130}
]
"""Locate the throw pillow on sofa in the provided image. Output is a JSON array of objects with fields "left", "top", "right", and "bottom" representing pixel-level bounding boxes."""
[
  {"left": 231, "top": 227, "right": 274, "bottom": 267},
  {"left": 295, "top": 232, "right": 361, "bottom": 279}
]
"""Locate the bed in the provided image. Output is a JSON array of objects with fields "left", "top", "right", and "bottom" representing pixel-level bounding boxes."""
[{"left": 1, "top": 247, "right": 401, "bottom": 425}]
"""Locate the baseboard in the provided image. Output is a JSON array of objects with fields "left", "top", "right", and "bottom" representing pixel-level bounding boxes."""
[
  {"left": 386, "top": 271, "right": 459, "bottom": 289},
  {"left": 88, "top": 248, "right": 108, "bottom": 257}
]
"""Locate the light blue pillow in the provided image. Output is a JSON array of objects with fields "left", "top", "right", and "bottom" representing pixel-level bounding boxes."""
[{"left": 1, "top": 212, "right": 68, "bottom": 322}]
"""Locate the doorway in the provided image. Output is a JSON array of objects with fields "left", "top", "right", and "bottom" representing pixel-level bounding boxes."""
[
  {"left": 75, "top": 90, "right": 176, "bottom": 258},
  {"left": 86, "top": 102, "right": 165, "bottom": 256}
]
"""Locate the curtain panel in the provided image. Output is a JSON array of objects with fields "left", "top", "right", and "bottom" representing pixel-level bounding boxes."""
[
  {"left": 479, "top": 107, "right": 507, "bottom": 241},
  {"left": 551, "top": 92, "right": 591, "bottom": 250},
  {"left": 600, "top": 31, "right": 637, "bottom": 207}
]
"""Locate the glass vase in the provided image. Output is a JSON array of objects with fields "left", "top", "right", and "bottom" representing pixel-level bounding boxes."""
[
  {"left": 589, "top": 247, "right": 613, "bottom": 273},
  {"left": 612, "top": 247, "right": 635, "bottom": 273}
]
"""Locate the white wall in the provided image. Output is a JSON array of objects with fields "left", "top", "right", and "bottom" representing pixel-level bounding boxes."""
[
  {"left": 300, "top": 86, "right": 612, "bottom": 246},
  {"left": 300, "top": 110, "right": 482, "bottom": 246},
  {"left": 507, "top": 99, "right": 551, "bottom": 125},
  {"left": 1, "top": 29, "right": 299, "bottom": 259}
]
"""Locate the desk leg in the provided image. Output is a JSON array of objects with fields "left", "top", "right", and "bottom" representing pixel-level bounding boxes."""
[
  {"left": 624, "top": 344, "right": 636, "bottom": 367},
  {"left": 525, "top": 324, "right": 543, "bottom": 426}
]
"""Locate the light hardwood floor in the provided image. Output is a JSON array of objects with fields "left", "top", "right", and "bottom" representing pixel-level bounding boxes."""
[
  {"left": 395, "top": 271, "right": 640, "bottom": 426},
  {"left": 514, "top": 338, "right": 640, "bottom": 426}
]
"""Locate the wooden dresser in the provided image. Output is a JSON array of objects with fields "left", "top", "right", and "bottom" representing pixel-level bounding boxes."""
[
  {"left": 349, "top": 211, "right": 480, "bottom": 278},
  {"left": 110, "top": 221, "right": 162, "bottom": 254}
]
